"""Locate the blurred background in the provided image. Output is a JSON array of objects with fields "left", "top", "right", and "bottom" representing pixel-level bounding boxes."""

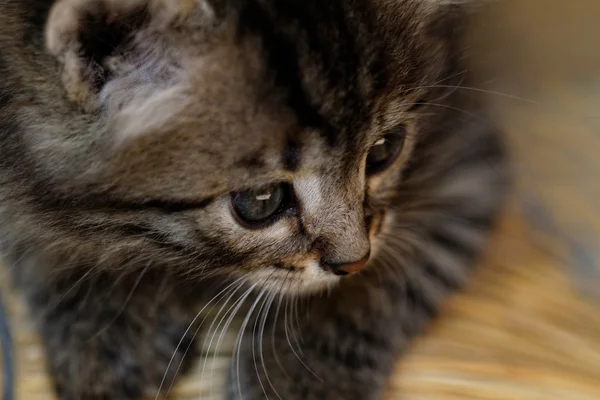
[
  {"left": 2, "top": 0, "right": 600, "bottom": 399},
  {"left": 387, "top": 1, "right": 600, "bottom": 398},
  {"left": 468, "top": 0, "right": 600, "bottom": 300}
]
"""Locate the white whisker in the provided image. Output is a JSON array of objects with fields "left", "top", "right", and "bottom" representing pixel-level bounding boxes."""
[
  {"left": 156, "top": 276, "right": 246, "bottom": 399},
  {"left": 199, "top": 280, "right": 251, "bottom": 393},
  {"left": 250, "top": 289, "right": 271, "bottom": 398},
  {"left": 283, "top": 284, "right": 323, "bottom": 383},
  {"left": 91, "top": 264, "right": 149, "bottom": 341},
  {"left": 270, "top": 272, "right": 292, "bottom": 379},
  {"left": 234, "top": 288, "right": 268, "bottom": 400},
  {"left": 207, "top": 283, "right": 257, "bottom": 398},
  {"left": 258, "top": 290, "right": 282, "bottom": 399},
  {"left": 415, "top": 84, "right": 540, "bottom": 104}
]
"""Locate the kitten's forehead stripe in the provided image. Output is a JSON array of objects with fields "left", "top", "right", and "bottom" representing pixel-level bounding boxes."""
[
  {"left": 29, "top": 190, "right": 216, "bottom": 214},
  {"left": 0, "top": 56, "right": 12, "bottom": 109},
  {"left": 237, "top": 0, "right": 379, "bottom": 147},
  {"left": 238, "top": 2, "right": 327, "bottom": 131},
  {"left": 282, "top": 136, "right": 301, "bottom": 172},
  {"left": 237, "top": 150, "right": 266, "bottom": 170}
]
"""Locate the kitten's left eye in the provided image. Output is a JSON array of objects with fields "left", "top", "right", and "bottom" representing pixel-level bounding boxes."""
[
  {"left": 231, "top": 183, "right": 290, "bottom": 227},
  {"left": 366, "top": 125, "right": 406, "bottom": 175}
]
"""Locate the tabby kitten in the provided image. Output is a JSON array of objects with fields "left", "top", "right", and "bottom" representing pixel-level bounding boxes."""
[{"left": 0, "top": 0, "right": 508, "bottom": 399}]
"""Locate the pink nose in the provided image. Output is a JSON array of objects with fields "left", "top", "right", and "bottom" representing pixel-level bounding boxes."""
[{"left": 326, "top": 254, "right": 370, "bottom": 276}]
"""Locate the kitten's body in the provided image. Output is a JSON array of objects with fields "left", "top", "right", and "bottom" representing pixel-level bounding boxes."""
[{"left": 0, "top": 0, "right": 508, "bottom": 399}]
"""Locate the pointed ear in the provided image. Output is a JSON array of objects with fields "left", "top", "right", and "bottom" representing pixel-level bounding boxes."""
[
  {"left": 46, "top": 0, "right": 147, "bottom": 110},
  {"left": 45, "top": 0, "right": 216, "bottom": 111}
]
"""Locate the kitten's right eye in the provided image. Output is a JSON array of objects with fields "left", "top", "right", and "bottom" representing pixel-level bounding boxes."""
[
  {"left": 231, "top": 183, "right": 291, "bottom": 227},
  {"left": 366, "top": 125, "right": 406, "bottom": 176}
]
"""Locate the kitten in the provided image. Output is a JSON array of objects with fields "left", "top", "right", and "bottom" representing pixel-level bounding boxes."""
[{"left": 0, "top": 0, "right": 508, "bottom": 399}]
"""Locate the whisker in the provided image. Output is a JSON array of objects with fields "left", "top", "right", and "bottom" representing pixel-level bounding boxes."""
[
  {"left": 230, "top": 270, "right": 278, "bottom": 399},
  {"left": 283, "top": 283, "right": 323, "bottom": 383},
  {"left": 257, "top": 290, "right": 282, "bottom": 399},
  {"left": 197, "top": 279, "right": 250, "bottom": 394},
  {"left": 288, "top": 280, "right": 304, "bottom": 355},
  {"left": 250, "top": 289, "right": 272, "bottom": 398},
  {"left": 207, "top": 282, "right": 257, "bottom": 397},
  {"left": 270, "top": 272, "right": 292, "bottom": 379},
  {"left": 89, "top": 264, "right": 150, "bottom": 341},
  {"left": 54, "top": 267, "right": 96, "bottom": 305},
  {"left": 234, "top": 287, "right": 268, "bottom": 400},
  {"left": 158, "top": 277, "right": 247, "bottom": 400},
  {"left": 414, "top": 84, "right": 540, "bottom": 104},
  {"left": 405, "top": 101, "right": 491, "bottom": 125}
]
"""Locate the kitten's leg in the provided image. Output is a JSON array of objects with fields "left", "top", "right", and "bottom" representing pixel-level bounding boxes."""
[
  {"left": 21, "top": 272, "right": 199, "bottom": 400},
  {"left": 227, "top": 130, "right": 507, "bottom": 399}
]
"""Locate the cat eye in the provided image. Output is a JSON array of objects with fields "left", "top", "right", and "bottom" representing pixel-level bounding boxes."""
[
  {"left": 231, "top": 183, "right": 291, "bottom": 227},
  {"left": 366, "top": 125, "right": 406, "bottom": 175}
]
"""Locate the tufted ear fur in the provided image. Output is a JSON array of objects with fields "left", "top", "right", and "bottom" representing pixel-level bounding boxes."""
[{"left": 45, "top": 0, "right": 217, "bottom": 112}]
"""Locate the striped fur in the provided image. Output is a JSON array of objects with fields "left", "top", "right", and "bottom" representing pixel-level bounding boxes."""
[{"left": 0, "top": 0, "right": 508, "bottom": 399}]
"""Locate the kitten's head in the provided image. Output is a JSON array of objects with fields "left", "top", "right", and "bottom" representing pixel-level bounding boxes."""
[{"left": 17, "top": 0, "right": 465, "bottom": 294}]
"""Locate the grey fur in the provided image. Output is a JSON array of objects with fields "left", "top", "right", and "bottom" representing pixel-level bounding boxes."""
[{"left": 0, "top": 0, "right": 509, "bottom": 399}]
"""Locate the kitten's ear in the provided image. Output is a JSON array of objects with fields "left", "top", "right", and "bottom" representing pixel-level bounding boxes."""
[{"left": 45, "top": 0, "right": 215, "bottom": 111}]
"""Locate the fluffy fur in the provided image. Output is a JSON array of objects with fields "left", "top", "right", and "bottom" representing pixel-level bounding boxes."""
[{"left": 0, "top": 0, "right": 508, "bottom": 399}]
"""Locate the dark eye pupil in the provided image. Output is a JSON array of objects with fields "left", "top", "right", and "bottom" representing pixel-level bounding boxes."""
[
  {"left": 367, "top": 138, "right": 393, "bottom": 164},
  {"left": 366, "top": 126, "right": 406, "bottom": 175},
  {"left": 232, "top": 183, "right": 286, "bottom": 224}
]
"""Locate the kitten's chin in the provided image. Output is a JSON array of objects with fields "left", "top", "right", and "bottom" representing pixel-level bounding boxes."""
[{"left": 245, "top": 261, "right": 341, "bottom": 296}]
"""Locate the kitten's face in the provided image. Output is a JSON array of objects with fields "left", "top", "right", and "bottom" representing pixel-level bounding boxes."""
[{"left": 41, "top": 0, "right": 459, "bottom": 295}]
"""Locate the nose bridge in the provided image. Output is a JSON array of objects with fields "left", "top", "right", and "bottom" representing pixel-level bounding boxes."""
[{"left": 315, "top": 178, "right": 370, "bottom": 264}]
